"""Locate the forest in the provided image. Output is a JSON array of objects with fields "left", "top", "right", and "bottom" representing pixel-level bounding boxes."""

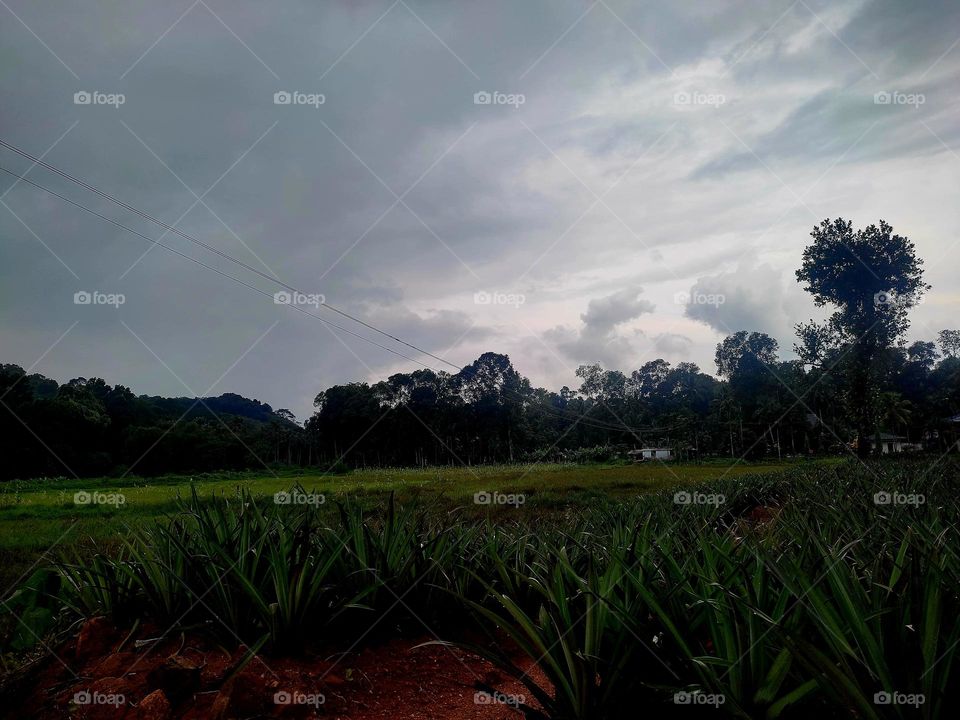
[
  {"left": 3, "top": 219, "right": 959, "bottom": 479},
  {"left": 2, "top": 328, "right": 959, "bottom": 480}
]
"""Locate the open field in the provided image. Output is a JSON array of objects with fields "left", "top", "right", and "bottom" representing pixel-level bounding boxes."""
[
  {"left": 0, "top": 459, "right": 808, "bottom": 592},
  {"left": 5, "top": 0, "right": 960, "bottom": 715},
  {"left": 2, "top": 457, "right": 958, "bottom": 719}
]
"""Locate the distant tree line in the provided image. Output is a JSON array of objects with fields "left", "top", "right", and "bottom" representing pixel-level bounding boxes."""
[
  {"left": 304, "top": 328, "right": 960, "bottom": 466},
  {"left": 2, "top": 218, "right": 959, "bottom": 479},
  {"left": 0, "top": 371, "right": 305, "bottom": 480}
]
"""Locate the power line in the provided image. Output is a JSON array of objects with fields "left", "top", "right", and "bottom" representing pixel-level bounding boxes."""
[
  {"left": 0, "top": 148, "right": 671, "bottom": 435},
  {"left": 0, "top": 161, "right": 675, "bottom": 435},
  {"left": 0, "top": 138, "right": 460, "bottom": 372},
  {"left": 0, "top": 164, "right": 437, "bottom": 371}
]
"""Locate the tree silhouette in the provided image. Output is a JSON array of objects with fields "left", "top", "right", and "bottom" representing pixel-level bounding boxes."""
[{"left": 796, "top": 218, "right": 928, "bottom": 455}]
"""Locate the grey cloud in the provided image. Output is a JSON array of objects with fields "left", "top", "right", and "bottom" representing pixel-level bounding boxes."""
[
  {"left": 545, "top": 323, "right": 646, "bottom": 370},
  {"left": 545, "top": 288, "right": 654, "bottom": 367},
  {"left": 695, "top": 0, "right": 960, "bottom": 180},
  {"left": 683, "top": 262, "right": 810, "bottom": 342},
  {"left": 654, "top": 332, "right": 693, "bottom": 358},
  {"left": 3, "top": 0, "right": 959, "bottom": 418},
  {"left": 581, "top": 288, "right": 655, "bottom": 334},
  {"left": 693, "top": 83, "right": 958, "bottom": 180}
]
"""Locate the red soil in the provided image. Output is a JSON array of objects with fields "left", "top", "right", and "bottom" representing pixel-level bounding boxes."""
[{"left": 15, "top": 618, "right": 549, "bottom": 719}]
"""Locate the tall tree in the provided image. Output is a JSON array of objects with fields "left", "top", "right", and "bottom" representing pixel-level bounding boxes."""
[
  {"left": 796, "top": 218, "right": 928, "bottom": 455},
  {"left": 715, "top": 332, "right": 782, "bottom": 456},
  {"left": 938, "top": 329, "right": 960, "bottom": 358}
]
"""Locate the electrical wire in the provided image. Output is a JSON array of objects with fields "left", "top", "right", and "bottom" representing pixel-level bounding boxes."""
[
  {"left": 0, "top": 138, "right": 460, "bottom": 371},
  {"left": 0, "top": 164, "right": 437, "bottom": 370},
  {"left": 0, "top": 146, "right": 683, "bottom": 436}
]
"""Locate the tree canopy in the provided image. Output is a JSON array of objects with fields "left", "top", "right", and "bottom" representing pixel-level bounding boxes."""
[{"left": 2, "top": 219, "right": 956, "bottom": 479}]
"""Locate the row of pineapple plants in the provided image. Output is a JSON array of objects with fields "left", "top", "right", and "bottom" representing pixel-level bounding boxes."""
[{"left": 20, "top": 459, "right": 960, "bottom": 718}]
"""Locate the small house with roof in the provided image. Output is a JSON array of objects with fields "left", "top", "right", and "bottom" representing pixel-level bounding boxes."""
[
  {"left": 627, "top": 447, "right": 674, "bottom": 462},
  {"left": 866, "top": 432, "right": 916, "bottom": 454}
]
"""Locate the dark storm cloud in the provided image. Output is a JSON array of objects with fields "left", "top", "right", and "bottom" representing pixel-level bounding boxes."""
[
  {"left": 2, "top": 0, "right": 959, "bottom": 418},
  {"left": 695, "top": 0, "right": 960, "bottom": 179}
]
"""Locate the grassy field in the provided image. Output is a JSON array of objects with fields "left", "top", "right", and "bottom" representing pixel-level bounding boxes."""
[
  {"left": 4, "top": 456, "right": 955, "bottom": 718},
  {"left": 1, "top": 456, "right": 957, "bottom": 717},
  {"left": 0, "top": 459, "right": 809, "bottom": 592}
]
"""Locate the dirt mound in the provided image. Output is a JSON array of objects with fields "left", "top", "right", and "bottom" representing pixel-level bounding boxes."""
[{"left": 12, "top": 620, "right": 547, "bottom": 719}]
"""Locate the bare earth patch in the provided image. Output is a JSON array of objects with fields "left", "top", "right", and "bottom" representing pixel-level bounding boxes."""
[{"left": 15, "top": 619, "right": 548, "bottom": 719}]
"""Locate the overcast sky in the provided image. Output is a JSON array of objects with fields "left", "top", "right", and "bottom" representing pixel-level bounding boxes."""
[{"left": 2, "top": 0, "right": 958, "bottom": 420}]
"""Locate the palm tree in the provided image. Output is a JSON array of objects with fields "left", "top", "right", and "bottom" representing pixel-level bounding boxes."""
[
  {"left": 879, "top": 391, "right": 912, "bottom": 434},
  {"left": 870, "top": 392, "right": 913, "bottom": 454}
]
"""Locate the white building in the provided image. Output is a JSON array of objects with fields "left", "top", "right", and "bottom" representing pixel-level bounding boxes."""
[
  {"left": 867, "top": 433, "right": 916, "bottom": 454},
  {"left": 628, "top": 447, "right": 674, "bottom": 462}
]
